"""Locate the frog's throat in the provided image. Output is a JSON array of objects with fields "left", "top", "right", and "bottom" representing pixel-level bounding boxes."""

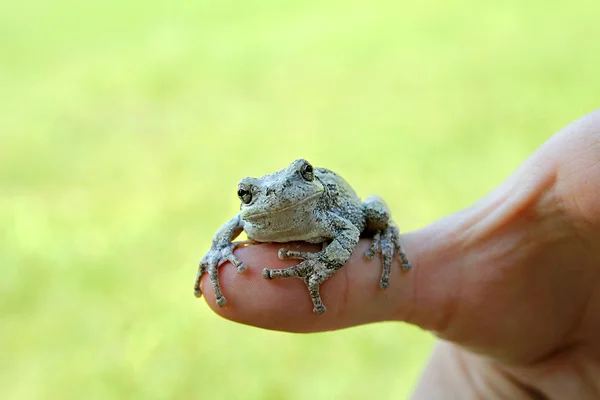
[{"left": 241, "top": 191, "right": 323, "bottom": 219}]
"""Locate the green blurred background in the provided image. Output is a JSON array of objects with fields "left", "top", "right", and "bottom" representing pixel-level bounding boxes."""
[{"left": 1, "top": 0, "right": 598, "bottom": 399}]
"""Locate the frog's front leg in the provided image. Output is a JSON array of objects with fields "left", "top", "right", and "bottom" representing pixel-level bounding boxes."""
[
  {"left": 262, "top": 213, "right": 360, "bottom": 315},
  {"left": 194, "top": 213, "right": 245, "bottom": 306}
]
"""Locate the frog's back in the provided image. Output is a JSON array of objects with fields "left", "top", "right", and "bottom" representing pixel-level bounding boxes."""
[{"left": 315, "top": 167, "right": 366, "bottom": 231}]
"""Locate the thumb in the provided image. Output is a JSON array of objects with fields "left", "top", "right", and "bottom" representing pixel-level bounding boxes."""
[
  {"left": 200, "top": 119, "right": 572, "bottom": 335},
  {"left": 198, "top": 159, "right": 556, "bottom": 334},
  {"left": 198, "top": 216, "right": 475, "bottom": 333}
]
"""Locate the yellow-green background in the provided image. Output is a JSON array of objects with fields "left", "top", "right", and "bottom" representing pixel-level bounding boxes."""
[{"left": 2, "top": 1, "right": 598, "bottom": 399}]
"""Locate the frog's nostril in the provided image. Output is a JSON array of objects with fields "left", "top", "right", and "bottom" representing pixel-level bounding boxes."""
[{"left": 266, "top": 187, "right": 276, "bottom": 196}]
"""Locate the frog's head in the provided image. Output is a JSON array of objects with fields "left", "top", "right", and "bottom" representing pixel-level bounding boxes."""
[{"left": 238, "top": 159, "right": 324, "bottom": 222}]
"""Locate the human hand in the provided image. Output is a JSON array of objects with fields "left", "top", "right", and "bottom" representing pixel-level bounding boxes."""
[{"left": 200, "top": 110, "right": 600, "bottom": 398}]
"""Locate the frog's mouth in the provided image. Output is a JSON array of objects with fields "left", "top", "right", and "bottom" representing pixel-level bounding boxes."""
[{"left": 241, "top": 191, "right": 322, "bottom": 220}]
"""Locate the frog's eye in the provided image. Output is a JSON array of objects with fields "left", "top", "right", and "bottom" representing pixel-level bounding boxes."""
[
  {"left": 300, "top": 162, "right": 314, "bottom": 181},
  {"left": 237, "top": 184, "right": 252, "bottom": 204}
]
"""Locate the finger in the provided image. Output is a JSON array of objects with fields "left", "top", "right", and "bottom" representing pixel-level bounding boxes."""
[{"left": 200, "top": 229, "right": 456, "bottom": 333}]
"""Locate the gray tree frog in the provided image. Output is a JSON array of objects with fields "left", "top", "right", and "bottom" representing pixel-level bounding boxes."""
[{"left": 194, "top": 159, "right": 412, "bottom": 315}]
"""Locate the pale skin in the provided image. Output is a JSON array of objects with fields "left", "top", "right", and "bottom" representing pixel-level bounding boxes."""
[{"left": 200, "top": 110, "right": 600, "bottom": 399}]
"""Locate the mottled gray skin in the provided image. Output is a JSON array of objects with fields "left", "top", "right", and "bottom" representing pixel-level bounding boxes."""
[{"left": 194, "top": 159, "right": 412, "bottom": 315}]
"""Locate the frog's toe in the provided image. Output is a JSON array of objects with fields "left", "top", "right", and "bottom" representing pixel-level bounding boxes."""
[
  {"left": 262, "top": 265, "right": 303, "bottom": 279},
  {"left": 262, "top": 268, "right": 273, "bottom": 279},
  {"left": 365, "top": 232, "right": 381, "bottom": 260},
  {"left": 364, "top": 249, "right": 376, "bottom": 260},
  {"left": 277, "top": 248, "right": 289, "bottom": 259},
  {"left": 193, "top": 262, "right": 207, "bottom": 298},
  {"left": 236, "top": 263, "right": 247, "bottom": 273},
  {"left": 313, "top": 305, "right": 327, "bottom": 315},
  {"left": 215, "top": 296, "right": 227, "bottom": 307},
  {"left": 225, "top": 252, "right": 244, "bottom": 271},
  {"left": 379, "top": 278, "right": 390, "bottom": 289},
  {"left": 401, "top": 261, "right": 413, "bottom": 271},
  {"left": 278, "top": 248, "right": 318, "bottom": 260}
]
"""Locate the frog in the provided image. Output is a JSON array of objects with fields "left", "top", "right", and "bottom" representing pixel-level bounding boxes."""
[{"left": 194, "top": 159, "right": 412, "bottom": 315}]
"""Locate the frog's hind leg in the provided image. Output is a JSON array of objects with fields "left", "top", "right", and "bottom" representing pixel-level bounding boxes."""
[
  {"left": 366, "top": 227, "right": 394, "bottom": 288},
  {"left": 362, "top": 196, "right": 412, "bottom": 289}
]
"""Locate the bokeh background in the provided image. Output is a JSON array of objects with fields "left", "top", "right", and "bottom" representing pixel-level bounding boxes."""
[{"left": 2, "top": 0, "right": 599, "bottom": 399}]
